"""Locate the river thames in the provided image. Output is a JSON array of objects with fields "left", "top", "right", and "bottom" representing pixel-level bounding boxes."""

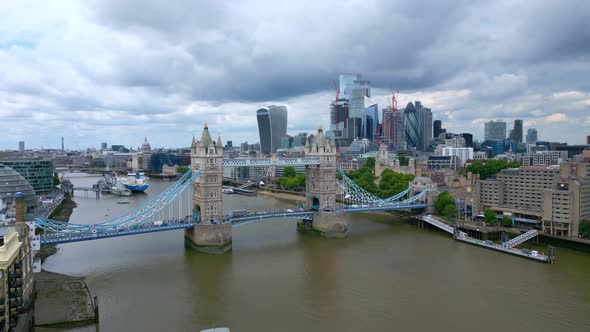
[{"left": 43, "top": 174, "right": 590, "bottom": 331}]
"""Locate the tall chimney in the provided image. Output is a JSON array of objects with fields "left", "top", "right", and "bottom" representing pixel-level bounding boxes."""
[{"left": 15, "top": 192, "right": 25, "bottom": 223}]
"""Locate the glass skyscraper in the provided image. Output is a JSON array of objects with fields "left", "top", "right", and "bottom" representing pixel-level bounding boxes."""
[
  {"left": 484, "top": 120, "right": 507, "bottom": 141},
  {"left": 256, "top": 105, "right": 288, "bottom": 155},
  {"left": 401, "top": 101, "right": 432, "bottom": 151}
]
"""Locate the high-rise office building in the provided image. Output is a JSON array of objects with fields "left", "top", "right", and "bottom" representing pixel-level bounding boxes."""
[
  {"left": 101, "top": 142, "right": 107, "bottom": 150},
  {"left": 509, "top": 119, "right": 523, "bottom": 143},
  {"left": 347, "top": 75, "right": 371, "bottom": 119},
  {"left": 526, "top": 128, "right": 538, "bottom": 144},
  {"left": 330, "top": 99, "right": 349, "bottom": 139},
  {"left": 484, "top": 120, "right": 506, "bottom": 141},
  {"left": 363, "top": 96, "right": 379, "bottom": 140},
  {"left": 394, "top": 109, "right": 405, "bottom": 150},
  {"left": 460, "top": 133, "right": 473, "bottom": 148},
  {"left": 61, "top": 137, "right": 64, "bottom": 151},
  {"left": 256, "top": 105, "right": 288, "bottom": 155},
  {"left": 433, "top": 120, "right": 442, "bottom": 139},
  {"left": 18, "top": 141, "right": 24, "bottom": 151},
  {"left": 402, "top": 101, "right": 432, "bottom": 151},
  {"left": 585, "top": 135, "right": 589, "bottom": 145},
  {"left": 381, "top": 108, "right": 395, "bottom": 150}
]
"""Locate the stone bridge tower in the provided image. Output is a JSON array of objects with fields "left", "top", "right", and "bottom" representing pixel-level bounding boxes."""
[
  {"left": 299, "top": 127, "right": 347, "bottom": 237},
  {"left": 305, "top": 127, "right": 337, "bottom": 211},
  {"left": 185, "top": 123, "right": 232, "bottom": 254}
]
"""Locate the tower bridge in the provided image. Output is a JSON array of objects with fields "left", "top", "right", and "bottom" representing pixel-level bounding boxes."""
[{"left": 32, "top": 124, "right": 431, "bottom": 254}]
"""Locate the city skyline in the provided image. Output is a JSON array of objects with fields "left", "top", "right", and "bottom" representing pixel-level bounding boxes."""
[{"left": 1, "top": 1, "right": 589, "bottom": 149}]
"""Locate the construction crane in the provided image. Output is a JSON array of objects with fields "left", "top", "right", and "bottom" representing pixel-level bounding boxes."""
[{"left": 385, "top": 89, "right": 399, "bottom": 148}]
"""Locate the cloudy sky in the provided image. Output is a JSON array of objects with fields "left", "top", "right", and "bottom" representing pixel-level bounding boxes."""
[{"left": 1, "top": 0, "right": 589, "bottom": 150}]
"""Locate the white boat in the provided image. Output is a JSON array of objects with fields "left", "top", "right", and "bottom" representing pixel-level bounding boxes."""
[
  {"left": 222, "top": 188, "right": 234, "bottom": 194},
  {"left": 119, "top": 172, "right": 150, "bottom": 192}
]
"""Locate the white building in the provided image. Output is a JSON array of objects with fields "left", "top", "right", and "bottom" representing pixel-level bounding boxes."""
[{"left": 442, "top": 147, "right": 474, "bottom": 166}]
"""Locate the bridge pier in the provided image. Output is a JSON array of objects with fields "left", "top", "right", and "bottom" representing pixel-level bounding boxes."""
[
  {"left": 297, "top": 212, "right": 347, "bottom": 238},
  {"left": 185, "top": 224, "right": 232, "bottom": 254}
]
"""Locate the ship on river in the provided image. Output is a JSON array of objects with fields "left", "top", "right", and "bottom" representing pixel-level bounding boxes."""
[{"left": 119, "top": 172, "right": 150, "bottom": 192}]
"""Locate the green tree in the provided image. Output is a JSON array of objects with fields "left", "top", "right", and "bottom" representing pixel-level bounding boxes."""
[
  {"left": 53, "top": 174, "right": 61, "bottom": 186},
  {"left": 276, "top": 168, "right": 306, "bottom": 191},
  {"left": 579, "top": 220, "right": 590, "bottom": 239},
  {"left": 283, "top": 166, "right": 297, "bottom": 178},
  {"left": 177, "top": 166, "right": 190, "bottom": 174},
  {"left": 442, "top": 204, "right": 458, "bottom": 220},
  {"left": 484, "top": 209, "right": 496, "bottom": 224},
  {"left": 465, "top": 160, "right": 520, "bottom": 179},
  {"left": 435, "top": 192, "right": 455, "bottom": 214},
  {"left": 501, "top": 217, "right": 513, "bottom": 227},
  {"left": 398, "top": 155, "right": 409, "bottom": 166}
]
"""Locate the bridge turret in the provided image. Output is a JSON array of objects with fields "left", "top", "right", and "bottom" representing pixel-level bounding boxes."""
[
  {"left": 186, "top": 123, "right": 232, "bottom": 253},
  {"left": 300, "top": 127, "right": 347, "bottom": 237},
  {"left": 305, "top": 127, "right": 337, "bottom": 211}
]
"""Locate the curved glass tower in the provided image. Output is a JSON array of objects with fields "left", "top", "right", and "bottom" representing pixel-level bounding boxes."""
[
  {"left": 256, "top": 105, "right": 288, "bottom": 155},
  {"left": 404, "top": 102, "right": 420, "bottom": 149}
]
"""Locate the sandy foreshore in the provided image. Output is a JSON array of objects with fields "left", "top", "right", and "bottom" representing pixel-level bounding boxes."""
[{"left": 258, "top": 189, "right": 305, "bottom": 202}]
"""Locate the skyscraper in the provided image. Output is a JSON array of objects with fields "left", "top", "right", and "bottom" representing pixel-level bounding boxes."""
[
  {"left": 509, "top": 119, "right": 523, "bottom": 143},
  {"left": 61, "top": 137, "right": 64, "bottom": 151},
  {"left": 484, "top": 120, "right": 506, "bottom": 141},
  {"left": 363, "top": 96, "right": 379, "bottom": 140},
  {"left": 347, "top": 75, "right": 371, "bottom": 119},
  {"left": 330, "top": 98, "right": 349, "bottom": 139},
  {"left": 433, "top": 120, "right": 442, "bottom": 139},
  {"left": 526, "top": 128, "right": 538, "bottom": 144},
  {"left": 381, "top": 107, "right": 395, "bottom": 150},
  {"left": 101, "top": 142, "right": 107, "bottom": 150},
  {"left": 18, "top": 141, "right": 24, "bottom": 151},
  {"left": 460, "top": 133, "right": 474, "bottom": 148},
  {"left": 256, "top": 105, "right": 288, "bottom": 155},
  {"left": 402, "top": 101, "right": 432, "bottom": 151}
]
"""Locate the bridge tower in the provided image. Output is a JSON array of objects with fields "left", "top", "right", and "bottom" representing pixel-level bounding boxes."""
[
  {"left": 299, "top": 127, "right": 347, "bottom": 237},
  {"left": 185, "top": 123, "right": 232, "bottom": 254}
]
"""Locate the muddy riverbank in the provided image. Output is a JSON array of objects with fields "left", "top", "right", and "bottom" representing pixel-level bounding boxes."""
[{"left": 34, "top": 194, "right": 98, "bottom": 329}]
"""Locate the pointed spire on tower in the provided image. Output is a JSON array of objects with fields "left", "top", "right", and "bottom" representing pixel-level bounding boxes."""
[
  {"left": 216, "top": 135, "right": 222, "bottom": 148},
  {"left": 199, "top": 121, "right": 212, "bottom": 147}
]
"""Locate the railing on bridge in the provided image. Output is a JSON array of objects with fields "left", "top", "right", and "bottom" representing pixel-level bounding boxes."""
[
  {"left": 33, "top": 165, "right": 430, "bottom": 245},
  {"left": 222, "top": 157, "right": 320, "bottom": 167},
  {"left": 502, "top": 230, "right": 538, "bottom": 248},
  {"left": 419, "top": 215, "right": 454, "bottom": 234}
]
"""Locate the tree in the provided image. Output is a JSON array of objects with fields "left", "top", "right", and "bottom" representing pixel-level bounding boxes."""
[
  {"left": 442, "top": 204, "right": 458, "bottom": 220},
  {"left": 501, "top": 217, "right": 513, "bottom": 227},
  {"left": 53, "top": 174, "right": 61, "bottom": 186},
  {"left": 435, "top": 192, "right": 455, "bottom": 214},
  {"left": 276, "top": 168, "right": 305, "bottom": 191},
  {"left": 580, "top": 220, "right": 590, "bottom": 239},
  {"left": 283, "top": 166, "right": 297, "bottom": 178},
  {"left": 177, "top": 166, "right": 190, "bottom": 174},
  {"left": 465, "top": 160, "right": 520, "bottom": 179},
  {"left": 484, "top": 209, "right": 496, "bottom": 224},
  {"left": 398, "top": 155, "right": 410, "bottom": 166}
]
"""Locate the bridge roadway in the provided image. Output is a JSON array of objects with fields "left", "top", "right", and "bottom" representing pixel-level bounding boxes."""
[
  {"left": 222, "top": 157, "right": 320, "bottom": 167},
  {"left": 37, "top": 202, "right": 428, "bottom": 245}
]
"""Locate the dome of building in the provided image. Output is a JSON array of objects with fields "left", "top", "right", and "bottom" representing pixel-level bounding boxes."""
[
  {"left": 0, "top": 164, "right": 36, "bottom": 212},
  {"left": 141, "top": 137, "right": 151, "bottom": 152}
]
